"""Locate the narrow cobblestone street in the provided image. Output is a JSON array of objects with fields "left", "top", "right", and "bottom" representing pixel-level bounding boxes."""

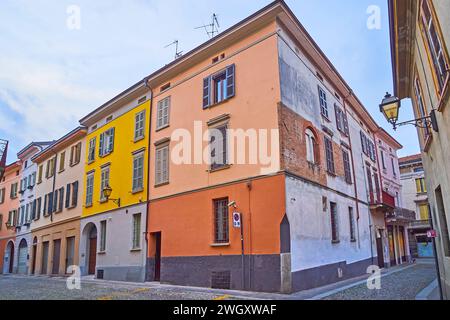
[{"left": 0, "top": 259, "right": 438, "bottom": 300}]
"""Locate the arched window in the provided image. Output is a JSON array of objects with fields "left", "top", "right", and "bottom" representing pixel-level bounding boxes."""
[{"left": 305, "top": 129, "right": 317, "bottom": 164}]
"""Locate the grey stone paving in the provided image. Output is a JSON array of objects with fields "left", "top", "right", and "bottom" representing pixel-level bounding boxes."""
[{"left": 322, "top": 260, "right": 437, "bottom": 300}]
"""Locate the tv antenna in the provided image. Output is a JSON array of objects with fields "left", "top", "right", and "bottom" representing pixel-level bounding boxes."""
[
  {"left": 195, "top": 13, "right": 220, "bottom": 38},
  {"left": 165, "top": 40, "right": 183, "bottom": 60}
]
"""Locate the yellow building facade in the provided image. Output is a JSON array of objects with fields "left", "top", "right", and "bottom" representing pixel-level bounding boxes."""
[{"left": 79, "top": 81, "right": 150, "bottom": 282}]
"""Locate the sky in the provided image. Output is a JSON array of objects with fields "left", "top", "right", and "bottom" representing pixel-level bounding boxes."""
[{"left": 0, "top": 0, "right": 420, "bottom": 164}]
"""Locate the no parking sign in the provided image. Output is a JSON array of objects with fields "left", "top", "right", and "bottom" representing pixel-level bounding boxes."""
[{"left": 233, "top": 212, "right": 241, "bottom": 228}]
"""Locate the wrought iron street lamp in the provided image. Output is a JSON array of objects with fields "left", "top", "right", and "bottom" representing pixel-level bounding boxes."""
[
  {"left": 102, "top": 185, "right": 121, "bottom": 207},
  {"left": 379, "top": 92, "right": 439, "bottom": 132}
]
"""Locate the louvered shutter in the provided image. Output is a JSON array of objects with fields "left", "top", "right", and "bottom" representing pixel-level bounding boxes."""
[
  {"left": 226, "top": 64, "right": 235, "bottom": 99},
  {"left": 108, "top": 128, "right": 115, "bottom": 153},
  {"left": 203, "top": 76, "right": 211, "bottom": 108},
  {"left": 335, "top": 106, "right": 342, "bottom": 131},
  {"left": 72, "top": 181, "right": 78, "bottom": 207},
  {"left": 65, "top": 183, "right": 71, "bottom": 208},
  {"left": 343, "top": 113, "right": 349, "bottom": 135},
  {"left": 99, "top": 133, "right": 104, "bottom": 157},
  {"left": 59, "top": 187, "right": 64, "bottom": 212},
  {"left": 155, "top": 149, "right": 162, "bottom": 184}
]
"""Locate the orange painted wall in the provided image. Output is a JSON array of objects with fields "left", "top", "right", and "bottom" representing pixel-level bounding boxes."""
[
  {"left": 148, "top": 174, "right": 286, "bottom": 257},
  {"left": 149, "top": 21, "right": 281, "bottom": 199}
]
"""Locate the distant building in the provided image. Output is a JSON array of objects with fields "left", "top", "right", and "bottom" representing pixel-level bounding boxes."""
[
  {"left": 389, "top": 0, "right": 450, "bottom": 298},
  {"left": 399, "top": 154, "right": 433, "bottom": 258}
]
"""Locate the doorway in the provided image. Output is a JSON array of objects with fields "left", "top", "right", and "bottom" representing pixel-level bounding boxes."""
[
  {"left": 17, "top": 239, "right": 28, "bottom": 274},
  {"left": 65, "top": 236, "right": 75, "bottom": 274},
  {"left": 4, "top": 241, "right": 14, "bottom": 274},
  {"left": 152, "top": 232, "right": 161, "bottom": 281},
  {"left": 388, "top": 226, "right": 396, "bottom": 266},
  {"left": 88, "top": 226, "right": 97, "bottom": 275},
  {"left": 41, "top": 241, "right": 49, "bottom": 274},
  {"left": 52, "top": 239, "right": 61, "bottom": 274},
  {"left": 376, "top": 232, "right": 385, "bottom": 268},
  {"left": 31, "top": 237, "right": 37, "bottom": 274}
]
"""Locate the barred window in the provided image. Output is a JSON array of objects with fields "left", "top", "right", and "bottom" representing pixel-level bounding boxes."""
[{"left": 213, "top": 198, "right": 229, "bottom": 243}]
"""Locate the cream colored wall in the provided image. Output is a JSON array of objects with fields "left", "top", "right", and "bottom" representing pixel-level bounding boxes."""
[{"left": 33, "top": 136, "right": 86, "bottom": 230}]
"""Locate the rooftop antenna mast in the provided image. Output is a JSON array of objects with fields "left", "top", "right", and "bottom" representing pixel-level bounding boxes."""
[
  {"left": 165, "top": 40, "right": 183, "bottom": 60},
  {"left": 195, "top": 13, "right": 220, "bottom": 38}
]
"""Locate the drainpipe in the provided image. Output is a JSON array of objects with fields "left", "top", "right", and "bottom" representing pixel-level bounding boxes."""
[
  {"left": 50, "top": 150, "right": 58, "bottom": 223},
  {"left": 144, "top": 77, "right": 153, "bottom": 281},
  {"left": 372, "top": 131, "right": 385, "bottom": 266}
]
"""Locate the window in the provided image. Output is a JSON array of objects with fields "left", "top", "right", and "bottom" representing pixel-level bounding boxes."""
[
  {"left": 99, "top": 128, "right": 115, "bottom": 157},
  {"left": 381, "top": 151, "right": 386, "bottom": 169},
  {"left": 305, "top": 129, "right": 318, "bottom": 164},
  {"left": 324, "top": 137, "right": 335, "bottom": 174},
  {"left": 419, "top": 204, "right": 430, "bottom": 220},
  {"left": 59, "top": 151, "right": 66, "bottom": 172},
  {"left": 35, "top": 198, "right": 41, "bottom": 220},
  {"left": 416, "top": 178, "right": 427, "bottom": 193},
  {"left": 85, "top": 173, "right": 94, "bottom": 207},
  {"left": 203, "top": 64, "right": 235, "bottom": 108},
  {"left": 37, "top": 165, "right": 43, "bottom": 183},
  {"left": 414, "top": 167, "right": 424, "bottom": 173},
  {"left": 210, "top": 125, "right": 228, "bottom": 171},
  {"left": 0, "top": 188, "right": 5, "bottom": 204},
  {"left": 374, "top": 170, "right": 381, "bottom": 203},
  {"left": 413, "top": 76, "right": 431, "bottom": 139},
  {"left": 134, "top": 109, "right": 146, "bottom": 140},
  {"left": 349, "top": 207, "right": 356, "bottom": 242},
  {"left": 25, "top": 203, "right": 30, "bottom": 223},
  {"left": 100, "top": 220, "right": 107, "bottom": 252},
  {"left": 70, "top": 142, "right": 82, "bottom": 166},
  {"left": 7, "top": 210, "right": 16, "bottom": 227},
  {"left": 334, "top": 104, "right": 349, "bottom": 135},
  {"left": 0, "top": 214, "right": 2, "bottom": 231},
  {"left": 46, "top": 157, "right": 56, "bottom": 179},
  {"left": 88, "top": 137, "right": 96, "bottom": 163},
  {"left": 214, "top": 198, "right": 229, "bottom": 243},
  {"left": 391, "top": 158, "right": 397, "bottom": 177},
  {"left": 156, "top": 97, "right": 170, "bottom": 130},
  {"left": 57, "top": 187, "right": 64, "bottom": 212},
  {"left": 100, "top": 167, "right": 110, "bottom": 202},
  {"left": 71, "top": 181, "right": 78, "bottom": 208},
  {"left": 132, "top": 213, "right": 141, "bottom": 249},
  {"left": 330, "top": 202, "right": 339, "bottom": 242},
  {"left": 10, "top": 182, "right": 18, "bottom": 199},
  {"left": 155, "top": 145, "right": 169, "bottom": 185},
  {"left": 342, "top": 150, "right": 352, "bottom": 184},
  {"left": 132, "top": 153, "right": 144, "bottom": 192},
  {"left": 420, "top": 0, "right": 449, "bottom": 94},
  {"left": 318, "top": 86, "right": 328, "bottom": 119}
]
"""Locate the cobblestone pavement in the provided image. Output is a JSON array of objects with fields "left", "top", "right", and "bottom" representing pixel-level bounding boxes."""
[
  {"left": 322, "top": 260, "right": 437, "bottom": 300},
  {"left": 0, "top": 260, "right": 437, "bottom": 300}
]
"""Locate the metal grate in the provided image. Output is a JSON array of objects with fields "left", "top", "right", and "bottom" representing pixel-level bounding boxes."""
[
  {"left": 211, "top": 271, "right": 231, "bottom": 289},
  {"left": 97, "top": 269, "right": 104, "bottom": 279}
]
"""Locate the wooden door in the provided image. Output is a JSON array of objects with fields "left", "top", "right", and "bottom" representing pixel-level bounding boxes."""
[
  {"left": 88, "top": 237, "right": 97, "bottom": 275},
  {"left": 52, "top": 239, "right": 61, "bottom": 274},
  {"left": 65, "top": 237, "right": 75, "bottom": 274},
  {"left": 7, "top": 242, "right": 14, "bottom": 273},
  {"left": 376, "top": 237, "right": 385, "bottom": 268},
  {"left": 154, "top": 232, "right": 161, "bottom": 281},
  {"left": 17, "top": 241, "right": 28, "bottom": 274},
  {"left": 31, "top": 244, "right": 37, "bottom": 274},
  {"left": 41, "top": 242, "right": 49, "bottom": 274}
]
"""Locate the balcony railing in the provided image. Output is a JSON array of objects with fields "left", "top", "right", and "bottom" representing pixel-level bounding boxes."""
[
  {"left": 409, "top": 219, "right": 431, "bottom": 228},
  {"left": 369, "top": 191, "right": 396, "bottom": 209},
  {"left": 386, "top": 207, "right": 416, "bottom": 222}
]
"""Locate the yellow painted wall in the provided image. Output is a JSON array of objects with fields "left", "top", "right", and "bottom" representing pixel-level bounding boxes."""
[{"left": 82, "top": 100, "right": 150, "bottom": 217}]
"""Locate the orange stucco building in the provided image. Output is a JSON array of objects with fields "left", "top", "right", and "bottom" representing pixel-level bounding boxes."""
[
  {"left": 0, "top": 161, "right": 21, "bottom": 274},
  {"left": 144, "top": 1, "right": 391, "bottom": 292}
]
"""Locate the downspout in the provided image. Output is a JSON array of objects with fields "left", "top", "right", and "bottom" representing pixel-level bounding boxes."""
[
  {"left": 50, "top": 149, "right": 58, "bottom": 223},
  {"left": 144, "top": 77, "right": 153, "bottom": 281},
  {"left": 373, "top": 131, "right": 385, "bottom": 266}
]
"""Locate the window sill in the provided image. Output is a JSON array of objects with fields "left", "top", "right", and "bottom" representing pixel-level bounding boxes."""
[
  {"left": 85, "top": 203, "right": 93, "bottom": 208},
  {"left": 97, "top": 251, "right": 106, "bottom": 255},
  {"left": 331, "top": 240, "right": 340, "bottom": 244},
  {"left": 58, "top": 169, "right": 65, "bottom": 174},
  {"left": 204, "top": 96, "right": 233, "bottom": 110},
  {"left": 209, "top": 164, "right": 231, "bottom": 173},
  {"left": 132, "top": 188, "right": 144, "bottom": 194},
  {"left": 154, "top": 181, "right": 169, "bottom": 188},
  {"left": 326, "top": 171, "right": 336, "bottom": 177},
  {"left": 134, "top": 136, "right": 145, "bottom": 143},
  {"left": 423, "top": 134, "right": 433, "bottom": 153},
  {"left": 130, "top": 248, "right": 142, "bottom": 252},
  {"left": 210, "top": 242, "right": 230, "bottom": 247},
  {"left": 321, "top": 114, "right": 331, "bottom": 123},
  {"left": 69, "top": 162, "right": 80, "bottom": 168},
  {"left": 87, "top": 160, "right": 95, "bottom": 165},
  {"left": 155, "top": 124, "right": 169, "bottom": 132}
]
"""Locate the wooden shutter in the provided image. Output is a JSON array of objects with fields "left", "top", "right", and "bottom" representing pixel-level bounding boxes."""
[
  {"left": 325, "top": 138, "right": 335, "bottom": 174},
  {"left": 108, "top": 128, "right": 115, "bottom": 153},
  {"left": 72, "top": 181, "right": 78, "bottom": 207},
  {"left": 162, "top": 98, "right": 169, "bottom": 127},
  {"left": 155, "top": 148, "right": 162, "bottom": 184},
  {"left": 99, "top": 133, "right": 104, "bottom": 157},
  {"left": 65, "top": 183, "right": 71, "bottom": 208},
  {"left": 343, "top": 112, "right": 349, "bottom": 135},
  {"left": 36, "top": 198, "right": 41, "bottom": 220},
  {"left": 43, "top": 195, "right": 47, "bottom": 215},
  {"left": 226, "top": 64, "right": 235, "bottom": 99},
  {"left": 162, "top": 147, "right": 168, "bottom": 183},
  {"left": 203, "top": 76, "right": 211, "bottom": 108},
  {"left": 335, "top": 106, "right": 342, "bottom": 131},
  {"left": 59, "top": 187, "right": 64, "bottom": 212}
]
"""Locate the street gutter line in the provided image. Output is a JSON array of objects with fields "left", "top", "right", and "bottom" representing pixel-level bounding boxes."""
[{"left": 415, "top": 279, "right": 438, "bottom": 300}]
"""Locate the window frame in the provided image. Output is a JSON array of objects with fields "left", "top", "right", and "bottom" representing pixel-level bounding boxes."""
[
  {"left": 330, "top": 202, "right": 339, "bottom": 243},
  {"left": 131, "top": 213, "right": 142, "bottom": 250},
  {"left": 155, "top": 144, "right": 170, "bottom": 186},
  {"left": 85, "top": 173, "right": 94, "bottom": 207},
  {"left": 132, "top": 152, "right": 144, "bottom": 193},
  {"left": 100, "top": 166, "right": 110, "bottom": 202},
  {"left": 99, "top": 220, "right": 107, "bottom": 252},
  {"left": 213, "top": 198, "right": 230, "bottom": 244},
  {"left": 88, "top": 137, "right": 96, "bottom": 163},
  {"left": 209, "top": 124, "right": 229, "bottom": 171},
  {"left": 324, "top": 136, "right": 335, "bottom": 175},
  {"left": 318, "top": 86, "right": 329, "bottom": 119},
  {"left": 156, "top": 97, "right": 170, "bottom": 131}
]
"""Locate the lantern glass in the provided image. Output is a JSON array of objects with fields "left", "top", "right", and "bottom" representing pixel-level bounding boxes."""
[
  {"left": 102, "top": 185, "right": 112, "bottom": 199},
  {"left": 379, "top": 93, "right": 400, "bottom": 124}
]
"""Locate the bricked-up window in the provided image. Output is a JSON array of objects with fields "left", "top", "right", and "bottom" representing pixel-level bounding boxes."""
[
  {"left": 419, "top": 0, "right": 449, "bottom": 94},
  {"left": 324, "top": 137, "right": 335, "bottom": 174},
  {"left": 210, "top": 125, "right": 228, "bottom": 171},
  {"left": 214, "top": 198, "right": 229, "bottom": 243},
  {"left": 413, "top": 76, "right": 431, "bottom": 140},
  {"left": 342, "top": 150, "right": 352, "bottom": 184},
  {"left": 155, "top": 144, "right": 169, "bottom": 185},
  {"left": 156, "top": 97, "right": 170, "bottom": 130},
  {"left": 349, "top": 207, "right": 356, "bottom": 242},
  {"left": 330, "top": 202, "right": 339, "bottom": 242},
  {"left": 203, "top": 64, "right": 235, "bottom": 108},
  {"left": 318, "top": 86, "right": 328, "bottom": 119}
]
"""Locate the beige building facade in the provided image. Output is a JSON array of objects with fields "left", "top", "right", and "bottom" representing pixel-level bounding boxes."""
[
  {"left": 389, "top": 0, "right": 450, "bottom": 298},
  {"left": 31, "top": 127, "right": 86, "bottom": 275}
]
